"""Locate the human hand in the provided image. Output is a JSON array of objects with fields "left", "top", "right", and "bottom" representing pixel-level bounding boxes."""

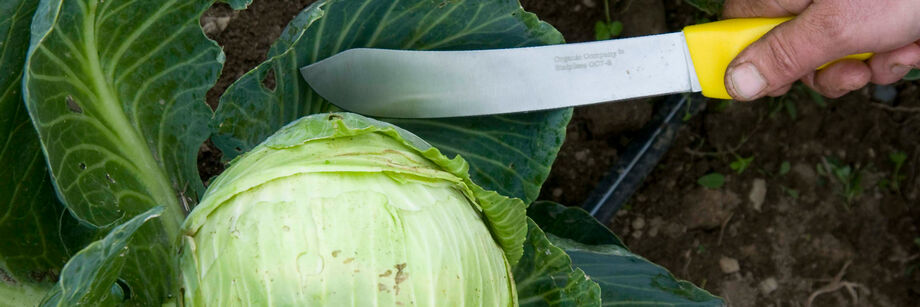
[{"left": 722, "top": 0, "right": 920, "bottom": 101}]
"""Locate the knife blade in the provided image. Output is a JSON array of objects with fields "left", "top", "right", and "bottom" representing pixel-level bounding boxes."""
[{"left": 301, "top": 18, "right": 870, "bottom": 118}]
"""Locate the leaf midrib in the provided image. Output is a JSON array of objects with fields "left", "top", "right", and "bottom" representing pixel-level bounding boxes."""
[{"left": 82, "top": 0, "right": 181, "bottom": 236}]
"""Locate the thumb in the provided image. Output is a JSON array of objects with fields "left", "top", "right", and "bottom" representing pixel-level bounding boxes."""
[{"left": 725, "top": 13, "right": 849, "bottom": 100}]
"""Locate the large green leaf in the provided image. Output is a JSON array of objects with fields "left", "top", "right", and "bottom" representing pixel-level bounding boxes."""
[
  {"left": 528, "top": 201, "right": 625, "bottom": 248},
  {"left": 515, "top": 219, "right": 602, "bottom": 307},
  {"left": 552, "top": 238, "right": 724, "bottom": 306},
  {"left": 213, "top": 0, "right": 571, "bottom": 203},
  {"left": 22, "top": 0, "right": 246, "bottom": 304},
  {"left": 530, "top": 202, "right": 724, "bottom": 306},
  {"left": 0, "top": 0, "right": 90, "bottom": 304},
  {"left": 40, "top": 206, "right": 164, "bottom": 307},
  {"left": 905, "top": 69, "right": 920, "bottom": 81}
]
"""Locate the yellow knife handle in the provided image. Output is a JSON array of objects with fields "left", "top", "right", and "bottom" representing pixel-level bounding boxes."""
[{"left": 683, "top": 17, "right": 873, "bottom": 99}]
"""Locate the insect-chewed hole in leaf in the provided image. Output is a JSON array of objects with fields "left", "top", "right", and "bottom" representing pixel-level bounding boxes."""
[
  {"left": 106, "top": 173, "right": 116, "bottom": 184},
  {"left": 327, "top": 114, "right": 343, "bottom": 121},
  {"left": 114, "top": 279, "right": 131, "bottom": 301},
  {"left": 0, "top": 268, "right": 15, "bottom": 284},
  {"left": 261, "top": 68, "right": 276, "bottom": 92},
  {"left": 29, "top": 270, "right": 57, "bottom": 283},
  {"left": 235, "top": 146, "right": 243, "bottom": 153},
  {"left": 65, "top": 95, "right": 82, "bottom": 113},
  {"left": 79, "top": 162, "right": 86, "bottom": 170}
]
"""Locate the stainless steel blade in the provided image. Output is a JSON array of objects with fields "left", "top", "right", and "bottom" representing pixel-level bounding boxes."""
[{"left": 301, "top": 32, "right": 702, "bottom": 118}]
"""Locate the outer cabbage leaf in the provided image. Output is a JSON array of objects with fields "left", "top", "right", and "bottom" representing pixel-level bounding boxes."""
[
  {"left": 21, "top": 0, "right": 246, "bottom": 304},
  {"left": 221, "top": 0, "right": 251, "bottom": 10},
  {"left": 551, "top": 238, "right": 724, "bottom": 306},
  {"left": 40, "top": 207, "right": 164, "bottom": 307},
  {"left": 905, "top": 69, "right": 920, "bottom": 80},
  {"left": 528, "top": 201, "right": 625, "bottom": 248},
  {"left": 515, "top": 219, "right": 601, "bottom": 307},
  {"left": 530, "top": 201, "right": 724, "bottom": 306},
  {"left": 1, "top": 0, "right": 93, "bottom": 304},
  {"left": 213, "top": 0, "right": 571, "bottom": 203}
]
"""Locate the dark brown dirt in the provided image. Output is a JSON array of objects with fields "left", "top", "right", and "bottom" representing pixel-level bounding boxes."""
[
  {"left": 197, "top": 0, "right": 316, "bottom": 182},
  {"left": 528, "top": 1, "right": 920, "bottom": 306},
  {"left": 200, "top": 0, "right": 920, "bottom": 306},
  {"left": 202, "top": 0, "right": 315, "bottom": 109}
]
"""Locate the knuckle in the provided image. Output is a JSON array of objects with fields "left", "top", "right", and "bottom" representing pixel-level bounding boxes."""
[
  {"left": 749, "top": 0, "right": 774, "bottom": 16},
  {"left": 725, "top": 0, "right": 767, "bottom": 17},
  {"left": 762, "top": 35, "right": 807, "bottom": 79},
  {"left": 801, "top": 9, "right": 851, "bottom": 47},
  {"left": 773, "top": 0, "right": 808, "bottom": 14}
]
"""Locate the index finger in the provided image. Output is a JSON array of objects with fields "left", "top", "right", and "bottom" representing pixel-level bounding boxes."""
[{"left": 722, "top": 0, "right": 812, "bottom": 18}]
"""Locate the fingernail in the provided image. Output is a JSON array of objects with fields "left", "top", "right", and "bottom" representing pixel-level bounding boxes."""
[
  {"left": 891, "top": 64, "right": 912, "bottom": 75},
  {"left": 728, "top": 63, "right": 767, "bottom": 100}
]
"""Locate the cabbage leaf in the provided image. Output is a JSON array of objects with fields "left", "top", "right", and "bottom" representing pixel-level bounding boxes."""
[
  {"left": 21, "top": 0, "right": 251, "bottom": 304},
  {"left": 0, "top": 0, "right": 90, "bottom": 305},
  {"left": 528, "top": 201, "right": 724, "bottom": 306}
]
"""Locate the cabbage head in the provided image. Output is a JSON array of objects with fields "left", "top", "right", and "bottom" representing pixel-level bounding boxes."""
[{"left": 179, "top": 113, "right": 527, "bottom": 306}]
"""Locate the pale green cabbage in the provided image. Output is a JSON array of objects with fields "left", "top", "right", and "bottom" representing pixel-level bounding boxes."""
[{"left": 179, "top": 113, "right": 526, "bottom": 306}]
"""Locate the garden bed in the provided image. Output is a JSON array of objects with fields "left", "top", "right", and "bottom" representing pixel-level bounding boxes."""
[{"left": 200, "top": 0, "right": 920, "bottom": 305}]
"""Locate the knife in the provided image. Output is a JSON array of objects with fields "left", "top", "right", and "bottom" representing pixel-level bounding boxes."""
[{"left": 301, "top": 18, "right": 870, "bottom": 118}]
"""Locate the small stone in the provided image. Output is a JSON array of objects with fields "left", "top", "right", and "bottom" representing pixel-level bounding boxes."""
[
  {"left": 792, "top": 163, "right": 817, "bottom": 185},
  {"left": 631, "top": 217, "right": 646, "bottom": 230},
  {"left": 759, "top": 277, "right": 778, "bottom": 295},
  {"left": 872, "top": 84, "right": 898, "bottom": 103},
  {"left": 749, "top": 179, "right": 767, "bottom": 211},
  {"left": 663, "top": 223, "right": 684, "bottom": 239},
  {"left": 641, "top": 217, "right": 659, "bottom": 237},
  {"left": 201, "top": 16, "right": 231, "bottom": 36},
  {"left": 667, "top": 180, "right": 677, "bottom": 189},
  {"left": 581, "top": 0, "right": 596, "bottom": 8},
  {"left": 552, "top": 188, "right": 563, "bottom": 198},
  {"left": 868, "top": 148, "right": 876, "bottom": 158},
  {"left": 682, "top": 188, "right": 740, "bottom": 230},
  {"left": 648, "top": 226, "right": 659, "bottom": 238},
  {"left": 574, "top": 149, "right": 589, "bottom": 161},
  {"left": 720, "top": 257, "right": 740, "bottom": 274},
  {"left": 720, "top": 278, "right": 758, "bottom": 307},
  {"left": 739, "top": 244, "right": 757, "bottom": 258},
  {"left": 630, "top": 230, "right": 643, "bottom": 239},
  {"left": 616, "top": 209, "right": 627, "bottom": 217},
  {"left": 649, "top": 217, "right": 664, "bottom": 227}
]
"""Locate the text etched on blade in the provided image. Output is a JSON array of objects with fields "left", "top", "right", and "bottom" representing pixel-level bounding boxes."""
[{"left": 553, "top": 50, "right": 625, "bottom": 71}]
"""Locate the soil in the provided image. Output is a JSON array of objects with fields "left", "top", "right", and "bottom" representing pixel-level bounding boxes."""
[{"left": 200, "top": 0, "right": 920, "bottom": 306}]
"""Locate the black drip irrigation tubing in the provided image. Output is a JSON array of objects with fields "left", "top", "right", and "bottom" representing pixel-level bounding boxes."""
[{"left": 581, "top": 94, "right": 707, "bottom": 224}]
